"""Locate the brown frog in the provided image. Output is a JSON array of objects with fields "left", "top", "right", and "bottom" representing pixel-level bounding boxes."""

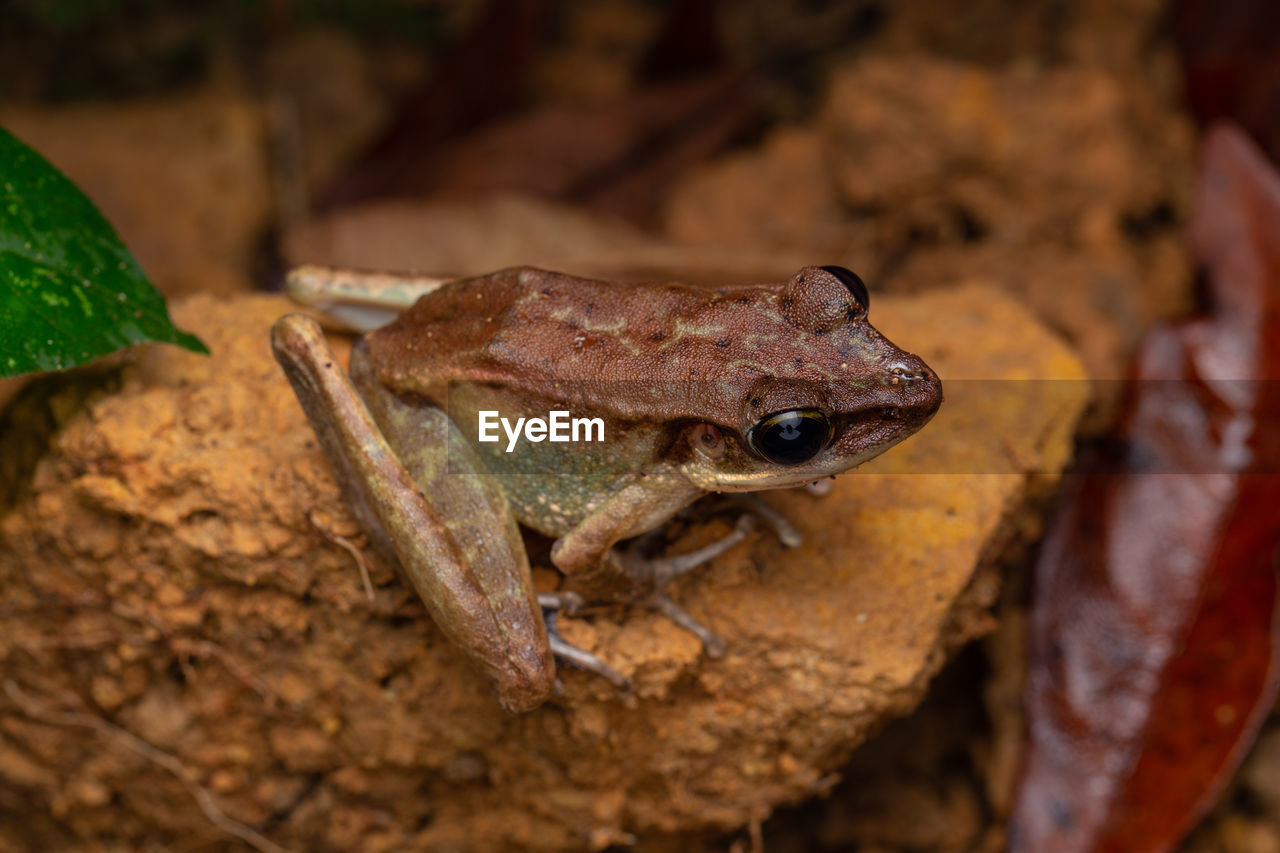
[{"left": 272, "top": 265, "right": 942, "bottom": 711}]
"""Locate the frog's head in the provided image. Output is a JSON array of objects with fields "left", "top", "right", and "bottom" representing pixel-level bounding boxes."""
[{"left": 681, "top": 265, "right": 942, "bottom": 491}]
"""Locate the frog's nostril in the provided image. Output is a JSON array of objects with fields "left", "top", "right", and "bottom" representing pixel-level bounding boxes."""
[{"left": 887, "top": 359, "right": 927, "bottom": 382}]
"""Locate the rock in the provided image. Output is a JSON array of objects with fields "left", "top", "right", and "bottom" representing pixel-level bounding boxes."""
[
  {"left": 282, "top": 193, "right": 815, "bottom": 285},
  {"left": 0, "top": 282, "right": 1087, "bottom": 850},
  {"left": 663, "top": 127, "right": 860, "bottom": 256},
  {"left": 819, "top": 58, "right": 1194, "bottom": 380},
  {"left": 820, "top": 57, "right": 1185, "bottom": 222},
  {"left": 283, "top": 194, "right": 656, "bottom": 277},
  {"left": 870, "top": 0, "right": 1173, "bottom": 71},
  {"left": 662, "top": 55, "right": 1194, "bottom": 388}
]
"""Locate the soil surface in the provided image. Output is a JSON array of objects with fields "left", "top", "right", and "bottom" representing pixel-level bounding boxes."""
[{"left": 0, "top": 284, "right": 1084, "bottom": 851}]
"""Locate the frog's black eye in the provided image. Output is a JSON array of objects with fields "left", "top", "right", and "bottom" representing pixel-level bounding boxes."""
[
  {"left": 819, "top": 265, "right": 870, "bottom": 313},
  {"left": 748, "top": 409, "right": 833, "bottom": 465}
]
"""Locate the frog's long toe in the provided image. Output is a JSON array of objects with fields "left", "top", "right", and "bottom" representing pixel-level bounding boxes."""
[
  {"left": 539, "top": 593, "right": 630, "bottom": 691},
  {"left": 538, "top": 589, "right": 585, "bottom": 618},
  {"left": 650, "top": 594, "right": 727, "bottom": 658}
]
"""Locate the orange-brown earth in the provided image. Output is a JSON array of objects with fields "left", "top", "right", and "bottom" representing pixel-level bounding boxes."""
[{"left": 0, "top": 283, "right": 1084, "bottom": 851}]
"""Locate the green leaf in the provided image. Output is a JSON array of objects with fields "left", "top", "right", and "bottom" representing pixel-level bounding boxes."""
[{"left": 0, "top": 125, "right": 207, "bottom": 378}]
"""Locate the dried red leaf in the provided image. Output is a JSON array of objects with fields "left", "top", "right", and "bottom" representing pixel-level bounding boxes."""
[{"left": 1010, "top": 124, "right": 1280, "bottom": 852}]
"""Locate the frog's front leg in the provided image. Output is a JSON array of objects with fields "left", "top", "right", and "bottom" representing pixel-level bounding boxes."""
[
  {"left": 550, "top": 476, "right": 754, "bottom": 658},
  {"left": 271, "top": 314, "right": 555, "bottom": 712}
]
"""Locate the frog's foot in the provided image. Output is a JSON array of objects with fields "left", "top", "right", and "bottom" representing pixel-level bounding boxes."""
[
  {"left": 650, "top": 513, "right": 757, "bottom": 585},
  {"left": 649, "top": 594, "right": 728, "bottom": 658},
  {"left": 637, "top": 513, "right": 758, "bottom": 659},
  {"left": 719, "top": 493, "right": 803, "bottom": 548},
  {"left": 538, "top": 592, "right": 630, "bottom": 691}
]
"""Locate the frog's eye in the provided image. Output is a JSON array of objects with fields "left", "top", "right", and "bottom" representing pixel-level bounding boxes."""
[
  {"left": 819, "top": 265, "right": 870, "bottom": 314},
  {"left": 748, "top": 409, "right": 833, "bottom": 465}
]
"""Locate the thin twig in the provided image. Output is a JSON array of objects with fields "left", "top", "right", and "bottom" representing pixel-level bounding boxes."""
[
  {"left": 749, "top": 812, "right": 765, "bottom": 853},
  {"left": 308, "top": 510, "right": 375, "bottom": 602},
  {"left": 170, "top": 638, "right": 279, "bottom": 707},
  {"left": 3, "top": 680, "right": 291, "bottom": 853},
  {"left": 23, "top": 631, "right": 120, "bottom": 651}
]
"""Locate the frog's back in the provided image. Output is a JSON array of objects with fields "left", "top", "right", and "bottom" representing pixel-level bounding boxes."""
[{"left": 365, "top": 267, "right": 781, "bottom": 424}]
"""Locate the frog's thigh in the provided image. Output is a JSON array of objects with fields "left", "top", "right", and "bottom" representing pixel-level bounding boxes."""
[
  {"left": 347, "top": 343, "right": 554, "bottom": 690},
  {"left": 273, "top": 315, "right": 553, "bottom": 712}
]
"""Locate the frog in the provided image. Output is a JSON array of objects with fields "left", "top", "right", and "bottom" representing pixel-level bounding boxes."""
[{"left": 271, "top": 264, "right": 942, "bottom": 712}]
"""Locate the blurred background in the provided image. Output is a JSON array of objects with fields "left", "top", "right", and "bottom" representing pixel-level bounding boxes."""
[
  {"left": 0, "top": 0, "right": 1234, "bottom": 385},
  {"left": 2, "top": 0, "right": 1280, "bottom": 850}
]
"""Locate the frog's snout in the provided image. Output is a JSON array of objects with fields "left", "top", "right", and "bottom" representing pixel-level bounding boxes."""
[{"left": 884, "top": 353, "right": 943, "bottom": 417}]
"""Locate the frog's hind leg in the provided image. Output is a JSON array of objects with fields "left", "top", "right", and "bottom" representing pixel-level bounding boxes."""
[{"left": 272, "top": 314, "right": 555, "bottom": 713}]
